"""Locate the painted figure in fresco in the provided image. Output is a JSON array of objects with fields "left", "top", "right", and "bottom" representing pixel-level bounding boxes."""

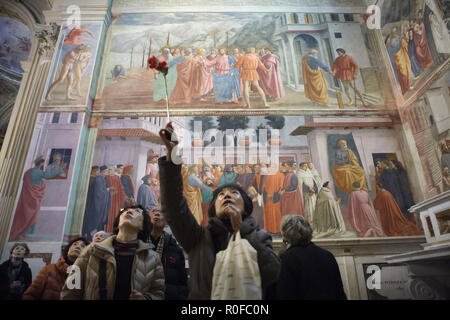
[
  {"left": 47, "top": 152, "right": 68, "bottom": 179},
  {"left": 332, "top": 138, "right": 367, "bottom": 195},
  {"left": 193, "top": 48, "right": 215, "bottom": 100},
  {"left": 153, "top": 48, "right": 175, "bottom": 102},
  {"left": 296, "top": 162, "right": 318, "bottom": 227},
  {"left": 302, "top": 49, "right": 330, "bottom": 106},
  {"left": 243, "top": 164, "right": 255, "bottom": 193},
  {"left": 149, "top": 204, "right": 189, "bottom": 300},
  {"left": 313, "top": 182, "right": 346, "bottom": 239},
  {"left": 82, "top": 165, "right": 111, "bottom": 241},
  {"left": 373, "top": 183, "right": 421, "bottom": 237},
  {"left": 181, "top": 165, "right": 206, "bottom": 225},
  {"left": 262, "top": 164, "right": 285, "bottom": 234},
  {"left": 105, "top": 166, "right": 127, "bottom": 233},
  {"left": 231, "top": 47, "right": 244, "bottom": 96},
  {"left": 443, "top": 167, "right": 450, "bottom": 192},
  {"left": 200, "top": 177, "right": 214, "bottom": 226},
  {"left": 73, "top": 46, "right": 92, "bottom": 97},
  {"left": 146, "top": 154, "right": 160, "bottom": 200},
  {"left": 407, "top": 20, "right": 424, "bottom": 78},
  {"left": 136, "top": 175, "right": 158, "bottom": 213},
  {"left": 347, "top": 182, "right": 384, "bottom": 238},
  {"left": 233, "top": 47, "right": 269, "bottom": 108},
  {"left": 307, "top": 161, "right": 322, "bottom": 193},
  {"left": 24, "top": 237, "right": 88, "bottom": 300},
  {"left": 0, "top": 243, "right": 32, "bottom": 300},
  {"left": 280, "top": 161, "right": 305, "bottom": 217},
  {"left": 9, "top": 157, "right": 63, "bottom": 241},
  {"left": 63, "top": 24, "right": 95, "bottom": 46},
  {"left": 45, "top": 45, "right": 91, "bottom": 101},
  {"left": 386, "top": 26, "right": 412, "bottom": 94},
  {"left": 247, "top": 185, "right": 264, "bottom": 229},
  {"left": 378, "top": 160, "right": 415, "bottom": 221},
  {"left": 218, "top": 165, "right": 237, "bottom": 187},
  {"left": 257, "top": 47, "right": 285, "bottom": 101},
  {"left": 331, "top": 48, "right": 367, "bottom": 106},
  {"left": 249, "top": 163, "right": 266, "bottom": 227},
  {"left": 212, "top": 46, "right": 240, "bottom": 104},
  {"left": 169, "top": 48, "right": 204, "bottom": 104},
  {"left": 120, "top": 165, "right": 135, "bottom": 208},
  {"left": 111, "top": 64, "right": 126, "bottom": 81},
  {"left": 413, "top": 10, "right": 434, "bottom": 70}
]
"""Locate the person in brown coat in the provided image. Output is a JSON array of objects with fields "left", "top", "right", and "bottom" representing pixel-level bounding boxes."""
[
  {"left": 22, "top": 237, "right": 88, "bottom": 300},
  {"left": 60, "top": 205, "right": 165, "bottom": 300}
]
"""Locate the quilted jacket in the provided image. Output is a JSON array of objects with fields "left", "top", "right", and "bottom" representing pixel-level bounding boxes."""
[
  {"left": 60, "top": 235, "right": 165, "bottom": 300},
  {"left": 22, "top": 257, "right": 69, "bottom": 300}
]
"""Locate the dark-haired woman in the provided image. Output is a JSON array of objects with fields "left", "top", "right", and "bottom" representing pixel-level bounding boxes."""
[
  {"left": 23, "top": 237, "right": 89, "bottom": 300},
  {"left": 60, "top": 205, "right": 165, "bottom": 300},
  {"left": 158, "top": 122, "right": 280, "bottom": 300}
]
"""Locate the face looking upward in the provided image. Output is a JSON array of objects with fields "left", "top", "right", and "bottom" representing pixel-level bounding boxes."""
[
  {"left": 11, "top": 245, "right": 27, "bottom": 259},
  {"left": 67, "top": 240, "right": 86, "bottom": 262},
  {"left": 119, "top": 207, "right": 144, "bottom": 233},
  {"left": 214, "top": 187, "right": 245, "bottom": 220},
  {"left": 149, "top": 205, "right": 166, "bottom": 229}
]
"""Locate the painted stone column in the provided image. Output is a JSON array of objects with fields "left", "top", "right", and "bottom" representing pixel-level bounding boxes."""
[
  {"left": 286, "top": 33, "right": 301, "bottom": 89},
  {"left": 0, "top": 23, "right": 60, "bottom": 253},
  {"left": 66, "top": 116, "right": 101, "bottom": 238}
]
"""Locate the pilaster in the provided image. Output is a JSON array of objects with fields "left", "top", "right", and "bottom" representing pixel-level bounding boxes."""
[{"left": 0, "top": 23, "right": 60, "bottom": 253}]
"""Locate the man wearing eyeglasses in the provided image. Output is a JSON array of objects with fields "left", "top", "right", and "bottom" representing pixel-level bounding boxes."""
[{"left": 61, "top": 205, "right": 165, "bottom": 300}]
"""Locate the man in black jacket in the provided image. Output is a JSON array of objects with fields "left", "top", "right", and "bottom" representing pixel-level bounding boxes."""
[
  {"left": 0, "top": 243, "right": 32, "bottom": 300},
  {"left": 149, "top": 204, "right": 189, "bottom": 299},
  {"left": 158, "top": 122, "right": 280, "bottom": 300},
  {"left": 276, "top": 214, "right": 347, "bottom": 300}
]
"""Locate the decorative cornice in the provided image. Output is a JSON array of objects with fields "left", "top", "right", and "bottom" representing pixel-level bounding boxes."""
[
  {"left": 34, "top": 22, "right": 60, "bottom": 55},
  {"left": 401, "top": 57, "right": 450, "bottom": 109}
]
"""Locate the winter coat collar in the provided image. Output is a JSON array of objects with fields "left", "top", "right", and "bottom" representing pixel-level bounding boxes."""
[
  {"left": 91, "top": 235, "right": 154, "bottom": 260},
  {"left": 207, "top": 215, "right": 258, "bottom": 253}
]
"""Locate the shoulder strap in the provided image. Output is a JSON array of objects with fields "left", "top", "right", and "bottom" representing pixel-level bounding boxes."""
[{"left": 98, "top": 259, "right": 107, "bottom": 300}]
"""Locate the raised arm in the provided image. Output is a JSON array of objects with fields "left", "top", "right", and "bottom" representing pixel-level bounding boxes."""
[{"left": 158, "top": 122, "right": 204, "bottom": 253}]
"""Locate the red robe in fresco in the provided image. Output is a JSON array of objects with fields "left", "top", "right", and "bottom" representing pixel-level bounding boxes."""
[
  {"left": 373, "top": 189, "right": 422, "bottom": 237},
  {"left": 9, "top": 169, "right": 46, "bottom": 240},
  {"left": 105, "top": 175, "right": 127, "bottom": 232},
  {"left": 258, "top": 53, "right": 285, "bottom": 99},
  {"left": 263, "top": 172, "right": 285, "bottom": 233},
  {"left": 169, "top": 57, "right": 203, "bottom": 104},
  {"left": 332, "top": 54, "right": 359, "bottom": 80},
  {"left": 348, "top": 190, "right": 384, "bottom": 238},
  {"left": 414, "top": 22, "right": 433, "bottom": 70},
  {"left": 280, "top": 172, "right": 305, "bottom": 217}
]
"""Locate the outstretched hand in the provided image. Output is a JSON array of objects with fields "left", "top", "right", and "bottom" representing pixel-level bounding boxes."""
[{"left": 159, "top": 122, "right": 178, "bottom": 162}]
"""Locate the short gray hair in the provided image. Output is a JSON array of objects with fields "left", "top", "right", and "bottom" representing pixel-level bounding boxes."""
[{"left": 280, "top": 215, "right": 312, "bottom": 246}]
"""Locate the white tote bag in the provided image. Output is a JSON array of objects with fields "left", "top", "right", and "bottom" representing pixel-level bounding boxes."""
[{"left": 211, "top": 231, "right": 262, "bottom": 300}]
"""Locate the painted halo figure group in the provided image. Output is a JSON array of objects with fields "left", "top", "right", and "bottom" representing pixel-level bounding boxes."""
[{"left": 151, "top": 45, "right": 285, "bottom": 108}]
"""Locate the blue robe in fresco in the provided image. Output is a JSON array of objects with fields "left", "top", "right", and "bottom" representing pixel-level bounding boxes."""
[
  {"left": 212, "top": 55, "right": 240, "bottom": 103},
  {"left": 408, "top": 33, "right": 423, "bottom": 77},
  {"left": 136, "top": 182, "right": 157, "bottom": 212},
  {"left": 82, "top": 176, "right": 111, "bottom": 241},
  {"left": 392, "top": 161, "right": 415, "bottom": 220}
]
